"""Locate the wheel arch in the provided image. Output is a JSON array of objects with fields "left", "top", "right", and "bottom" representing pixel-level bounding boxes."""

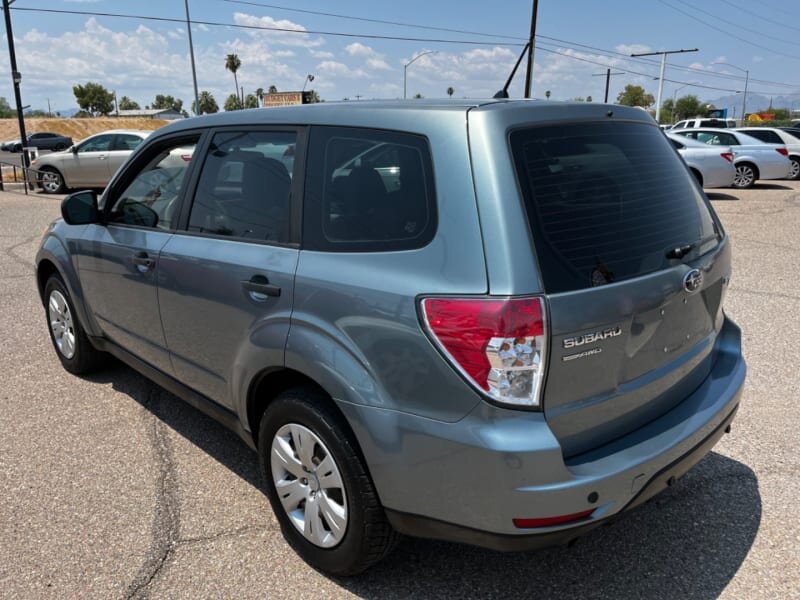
[
  {"left": 38, "top": 164, "right": 68, "bottom": 188},
  {"left": 735, "top": 160, "right": 760, "bottom": 180},
  {"left": 689, "top": 167, "right": 703, "bottom": 187}
]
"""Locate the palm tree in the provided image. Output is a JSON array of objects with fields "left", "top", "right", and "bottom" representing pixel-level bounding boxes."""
[
  {"left": 447, "top": 86, "right": 454, "bottom": 98},
  {"left": 192, "top": 90, "right": 219, "bottom": 115},
  {"left": 225, "top": 54, "right": 242, "bottom": 103}
]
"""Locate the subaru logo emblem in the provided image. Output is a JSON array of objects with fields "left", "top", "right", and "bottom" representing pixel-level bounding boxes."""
[{"left": 683, "top": 269, "right": 703, "bottom": 293}]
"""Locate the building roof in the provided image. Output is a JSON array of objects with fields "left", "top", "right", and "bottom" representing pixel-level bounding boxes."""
[{"left": 116, "top": 108, "right": 183, "bottom": 118}]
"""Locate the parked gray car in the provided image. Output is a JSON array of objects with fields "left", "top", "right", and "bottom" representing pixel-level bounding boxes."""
[
  {"left": 35, "top": 100, "right": 746, "bottom": 575},
  {"left": 32, "top": 129, "right": 151, "bottom": 193}
]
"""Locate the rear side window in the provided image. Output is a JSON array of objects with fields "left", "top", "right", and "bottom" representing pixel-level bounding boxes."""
[
  {"left": 742, "top": 129, "right": 782, "bottom": 144},
  {"left": 510, "top": 122, "right": 719, "bottom": 293},
  {"left": 303, "top": 126, "right": 436, "bottom": 252}
]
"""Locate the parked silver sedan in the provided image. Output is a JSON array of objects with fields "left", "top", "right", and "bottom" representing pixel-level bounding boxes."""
[
  {"left": 666, "top": 133, "right": 736, "bottom": 188},
  {"left": 672, "top": 128, "right": 791, "bottom": 188},
  {"left": 32, "top": 130, "right": 152, "bottom": 194}
]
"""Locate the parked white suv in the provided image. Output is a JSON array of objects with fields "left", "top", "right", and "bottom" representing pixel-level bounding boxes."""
[{"left": 671, "top": 118, "right": 736, "bottom": 130}]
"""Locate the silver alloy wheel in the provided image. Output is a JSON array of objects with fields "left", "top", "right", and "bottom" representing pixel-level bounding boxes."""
[
  {"left": 41, "top": 170, "right": 62, "bottom": 193},
  {"left": 48, "top": 290, "right": 76, "bottom": 359},
  {"left": 270, "top": 423, "right": 348, "bottom": 548},
  {"left": 733, "top": 165, "right": 755, "bottom": 188},
  {"left": 791, "top": 159, "right": 800, "bottom": 180}
]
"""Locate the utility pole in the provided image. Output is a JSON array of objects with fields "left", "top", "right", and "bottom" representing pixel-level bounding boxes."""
[
  {"left": 592, "top": 69, "right": 624, "bottom": 103},
  {"left": 523, "top": 0, "right": 539, "bottom": 98},
  {"left": 631, "top": 48, "right": 698, "bottom": 122},
  {"left": 3, "top": 0, "right": 30, "bottom": 178},
  {"left": 184, "top": 0, "right": 200, "bottom": 116}
]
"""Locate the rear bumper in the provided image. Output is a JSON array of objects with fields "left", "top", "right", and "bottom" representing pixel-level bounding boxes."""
[
  {"left": 756, "top": 158, "right": 791, "bottom": 180},
  {"left": 337, "top": 318, "right": 745, "bottom": 547}
]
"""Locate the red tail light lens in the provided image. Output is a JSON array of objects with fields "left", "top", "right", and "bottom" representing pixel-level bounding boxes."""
[
  {"left": 777, "top": 147, "right": 789, "bottom": 156},
  {"left": 421, "top": 297, "right": 547, "bottom": 408},
  {"left": 720, "top": 152, "right": 734, "bottom": 163},
  {"left": 513, "top": 509, "right": 595, "bottom": 529}
]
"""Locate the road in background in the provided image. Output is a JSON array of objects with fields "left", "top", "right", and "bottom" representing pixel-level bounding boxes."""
[{"left": 1, "top": 184, "right": 798, "bottom": 598}]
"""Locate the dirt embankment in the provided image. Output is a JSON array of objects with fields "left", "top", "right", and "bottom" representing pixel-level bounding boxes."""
[{"left": 0, "top": 118, "right": 170, "bottom": 143}]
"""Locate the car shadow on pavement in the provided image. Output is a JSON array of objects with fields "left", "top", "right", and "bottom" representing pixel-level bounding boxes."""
[
  {"left": 752, "top": 183, "right": 793, "bottom": 190},
  {"left": 706, "top": 192, "right": 740, "bottom": 201},
  {"left": 85, "top": 363, "right": 760, "bottom": 600}
]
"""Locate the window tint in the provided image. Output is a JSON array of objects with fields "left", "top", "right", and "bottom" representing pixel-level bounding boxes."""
[
  {"left": 699, "top": 119, "right": 725, "bottom": 128},
  {"left": 669, "top": 138, "right": 685, "bottom": 150},
  {"left": 108, "top": 138, "right": 198, "bottom": 230},
  {"left": 113, "top": 134, "right": 145, "bottom": 151},
  {"left": 188, "top": 131, "right": 296, "bottom": 243},
  {"left": 303, "top": 127, "right": 436, "bottom": 252},
  {"left": 696, "top": 131, "right": 737, "bottom": 146},
  {"left": 79, "top": 134, "right": 113, "bottom": 153},
  {"left": 510, "top": 122, "right": 719, "bottom": 293},
  {"left": 742, "top": 129, "right": 782, "bottom": 144}
]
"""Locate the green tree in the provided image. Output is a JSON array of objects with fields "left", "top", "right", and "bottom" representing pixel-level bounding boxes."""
[
  {"left": 660, "top": 98, "right": 676, "bottom": 123},
  {"left": 225, "top": 53, "right": 242, "bottom": 102},
  {"left": 0, "top": 96, "right": 14, "bottom": 117},
  {"left": 192, "top": 90, "right": 218, "bottom": 115},
  {"left": 573, "top": 96, "right": 586, "bottom": 102},
  {"left": 152, "top": 95, "right": 183, "bottom": 112},
  {"left": 73, "top": 82, "right": 114, "bottom": 116},
  {"left": 771, "top": 107, "right": 791, "bottom": 120},
  {"left": 674, "top": 95, "right": 705, "bottom": 120},
  {"left": 118, "top": 96, "right": 140, "bottom": 111},
  {"left": 616, "top": 84, "right": 655, "bottom": 108},
  {"left": 268, "top": 84, "right": 278, "bottom": 94},
  {"left": 586, "top": 95, "right": 593, "bottom": 102},
  {"left": 306, "top": 90, "right": 321, "bottom": 103},
  {"left": 413, "top": 93, "right": 423, "bottom": 99},
  {"left": 224, "top": 93, "right": 243, "bottom": 111},
  {"left": 446, "top": 86, "right": 454, "bottom": 98},
  {"left": 243, "top": 93, "right": 259, "bottom": 109}
]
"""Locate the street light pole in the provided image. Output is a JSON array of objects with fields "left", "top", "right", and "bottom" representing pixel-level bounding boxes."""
[
  {"left": 712, "top": 62, "right": 748, "bottom": 124},
  {"left": 592, "top": 69, "right": 624, "bottom": 103},
  {"left": 184, "top": 0, "right": 200, "bottom": 116},
  {"left": 403, "top": 51, "right": 436, "bottom": 99},
  {"left": 672, "top": 83, "right": 690, "bottom": 123},
  {"left": 3, "top": 0, "right": 30, "bottom": 174},
  {"left": 631, "top": 48, "right": 699, "bottom": 122}
]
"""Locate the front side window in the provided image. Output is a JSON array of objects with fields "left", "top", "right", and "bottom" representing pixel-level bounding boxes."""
[
  {"left": 303, "top": 126, "right": 436, "bottom": 252},
  {"left": 78, "top": 134, "right": 113, "bottom": 153},
  {"left": 107, "top": 137, "right": 198, "bottom": 230},
  {"left": 187, "top": 130, "right": 296, "bottom": 243}
]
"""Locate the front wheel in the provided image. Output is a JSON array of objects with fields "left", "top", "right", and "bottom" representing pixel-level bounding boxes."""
[
  {"left": 258, "top": 388, "right": 398, "bottom": 576},
  {"left": 44, "top": 274, "right": 107, "bottom": 374},
  {"left": 732, "top": 163, "right": 757, "bottom": 188},
  {"left": 39, "top": 167, "right": 66, "bottom": 194}
]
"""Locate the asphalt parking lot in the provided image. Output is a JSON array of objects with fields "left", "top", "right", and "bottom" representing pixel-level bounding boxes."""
[{"left": 1, "top": 182, "right": 798, "bottom": 599}]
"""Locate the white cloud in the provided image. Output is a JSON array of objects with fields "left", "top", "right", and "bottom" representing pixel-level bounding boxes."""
[
  {"left": 615, "top": 43, "right": 651, "bottom": 56},
  {"left": 232, "top": 12, "right": 324, "bottom": 48},
  {"left": 367, "top": 57, "right": 391, "bottom": 71},
  {"left": 310, "top": 49, "right": 334, "bottom": 59},
  {"left": 316, "top": 60, "right": 368, "bottom": 79},
  {"left": 345, "top": 42, "right": 376, "bottom": 57},
  {"left": 752, "top": 55, "right": 764, "bottom": 63}
]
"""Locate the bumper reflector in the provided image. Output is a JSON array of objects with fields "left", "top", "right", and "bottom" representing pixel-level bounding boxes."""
[{"left": 513, "top": 509, "right": 595, "bottom": 529}]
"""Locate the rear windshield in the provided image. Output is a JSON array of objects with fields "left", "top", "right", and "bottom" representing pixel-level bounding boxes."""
[{"left": 510, "top": 121, "right": 720, "bottom": 293}]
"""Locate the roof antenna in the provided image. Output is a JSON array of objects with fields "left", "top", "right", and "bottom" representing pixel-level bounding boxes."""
[{"left": 493, "top": 42, "right": 530, "bottom": 99}]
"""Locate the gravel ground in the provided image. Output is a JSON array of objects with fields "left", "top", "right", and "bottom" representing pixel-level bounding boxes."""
[{"left": 0, "top": 182, "right": 798, "bottom": 599}]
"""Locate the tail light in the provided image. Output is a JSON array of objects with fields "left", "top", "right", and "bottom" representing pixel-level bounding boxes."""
[
  {"left": 420, "top": 296, "right": 547, "bottom": 408},
  {"left": 720, "top": 152, "right": 733, "bottom": 163},
  {"left": 776, "top": 147, "right": 788, "bottom": 156}
]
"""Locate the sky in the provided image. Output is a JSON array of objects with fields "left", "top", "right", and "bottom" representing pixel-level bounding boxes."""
[{"left": 1, "top": 0, "right": 799, "bottom": 115}]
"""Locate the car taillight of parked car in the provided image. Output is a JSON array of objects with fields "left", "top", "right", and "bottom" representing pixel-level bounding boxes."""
[
  {"left": 720, "top": 152, "right": 734, "bottom": 163},
  {"left": 421, "top": 296, "right": 547, "bottom": 408},
  {"left": 776, "top": 148, "right": 789, "bottom": 156}
]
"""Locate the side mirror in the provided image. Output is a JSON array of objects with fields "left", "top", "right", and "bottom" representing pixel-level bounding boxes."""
[
  {"left": 71, "top": 145, "right": 78, "bottom": 154},
  {"left": 61, "top": 190, "right": 99, "bottom": 225}
]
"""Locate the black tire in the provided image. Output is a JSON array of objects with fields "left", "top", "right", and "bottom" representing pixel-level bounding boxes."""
[
  {"left": 789, "top": 157, "right": 800, "bottom": 181},
  {"left": 258, "top": 387, "right": 398, "bottom": 576},
  {"left": 43, "top": 274, "right": 107, "bottom": 374},
  {"left": 733, "top": 162, "right": 757, "bottom": 189},
  {"left": 39, "top": 167, "right": 66, "bottom": 194}
]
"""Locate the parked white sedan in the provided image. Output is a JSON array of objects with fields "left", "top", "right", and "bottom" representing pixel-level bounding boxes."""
[
  {"left": 31, "top": 129, "right": 152, "bottom": 194},
  {"left": 666, "top": 133, "right": 736, "bottom": 188},
  {"left": 736, "top": 127, "right": 800, "bottom": 180},
  {"left": 672, "top": 128, "right": 791, "bottom": 188}
]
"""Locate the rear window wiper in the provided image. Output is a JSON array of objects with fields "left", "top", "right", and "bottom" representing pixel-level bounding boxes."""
[{"left": 665, "top": 233, "right": 720, "bottom": 260}]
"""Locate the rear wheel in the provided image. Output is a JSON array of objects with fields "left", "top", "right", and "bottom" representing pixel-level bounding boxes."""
[
  {"left": 44, "top": 274, "right": 107, "bottom": 374},
  {"left": 732, "top": 163, "right": 757, "bottom": 188},
  {"left": 789, "top": 157, "right": 800, "bottom": 181},
  {"left": 258, "top": 388, "right": 398, "bottom": 575},
  {"left": 39, "top": 167, "right": 66, "bottom": 194}
]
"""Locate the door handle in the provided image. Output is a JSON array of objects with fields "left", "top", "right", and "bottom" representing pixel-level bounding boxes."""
[
  {"left": 132, "top": 251, "right": 155, "bottom": 273},
  {"left": 98, "top": 155, "right": 107, "bottom": 160},
  {"left": 242, "top": 275, "right": 281, "bottom": 301}
]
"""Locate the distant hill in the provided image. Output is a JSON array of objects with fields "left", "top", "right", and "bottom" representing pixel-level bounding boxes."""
[
  {"left": 706, "top": 93, "right": 800, "bottom": 115},
  {"left": 0, "top": 118, "right": 169, "bottom": 143}
]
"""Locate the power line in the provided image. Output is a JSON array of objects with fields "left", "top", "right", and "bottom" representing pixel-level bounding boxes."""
[
  {"left": 657, "top": 0, "right": 800, "bottom": 61},
  {"left": 716, "top": 0, "right": 800, "bottom": 34}
]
